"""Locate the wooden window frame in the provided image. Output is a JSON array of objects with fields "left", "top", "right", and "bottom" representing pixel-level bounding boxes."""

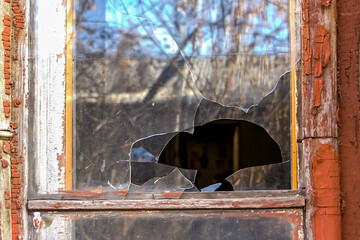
[{"left": 28, "top": 0, "right": 304, "bottom": 211}]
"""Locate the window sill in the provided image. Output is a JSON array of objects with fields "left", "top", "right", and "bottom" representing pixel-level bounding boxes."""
[{"left": 27, "top": 189, "right": 305, "bottom": 211}]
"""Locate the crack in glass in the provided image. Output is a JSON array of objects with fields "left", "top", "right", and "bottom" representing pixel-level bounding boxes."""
[{"left": 74, "top": 0, "right": 298, "bottom": 195}]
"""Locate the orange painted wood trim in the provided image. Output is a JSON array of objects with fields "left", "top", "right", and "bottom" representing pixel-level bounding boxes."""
[
  {"left": 290, "top": 0, "right": 298, "bottom": 190},
  {"left": 65, "top": 0, "right": 73, "bottom": 190}
]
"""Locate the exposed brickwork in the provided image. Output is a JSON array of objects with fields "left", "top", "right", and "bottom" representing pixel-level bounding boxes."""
[
  {"left": 2, "top": 14, "right": 11, "bottom": 96},
  {"left": 1, "top": 0, "right": 25, "bottom": 239},
  {"left": 9, "top": 1, "right": 25, "bottom": 238}
]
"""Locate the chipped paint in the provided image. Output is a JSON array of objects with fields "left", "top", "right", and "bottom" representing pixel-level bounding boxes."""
[
  {"left": 311, "top": 143, "right": 341, "bottom": 240},
  {"left": 314, "top": 25, "right": 330, "bottom": 78},
  {"left": 313, "top": 77, "right": 323, "bottom": 108},
  {"left": 33, "top": 0, "right": 67, "bottom": 193},
  {"left": 321, "top": 0, "right": 331, "bottom": 6},
  {"left": 33, "top": 212, "right": 44, "bottom": 233},
  {"left": 302, "top": 0, "right": 311, "bottom": 75}
]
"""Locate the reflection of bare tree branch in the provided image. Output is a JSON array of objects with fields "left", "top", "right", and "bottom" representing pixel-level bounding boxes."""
[
  {"left": 74, "top": 0, "right": 291, "bottom": 189},
  {"left": 142, "top": 26, "right": 199, "bottom": 103}
]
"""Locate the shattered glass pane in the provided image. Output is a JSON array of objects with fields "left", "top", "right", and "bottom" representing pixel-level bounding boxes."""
[
  {"left": 127, "top": 168, "right": 195, "bottom": 195},
  {"left": 28, "top": 210, "right": 303, "bottom": 239},
  {"left": 74, "top": 0, "right": 297, "bottom": 195}
]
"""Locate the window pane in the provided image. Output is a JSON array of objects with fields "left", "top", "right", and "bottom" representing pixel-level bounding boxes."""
[
  {"left": 29, "top": 209, "right": 303, "bottom": 239},
  {"left": 29, "top": 0, "right": 300, "bottom": 195},
  {"left": 73, "top": 0, "right": 298, "bottom": 194}
]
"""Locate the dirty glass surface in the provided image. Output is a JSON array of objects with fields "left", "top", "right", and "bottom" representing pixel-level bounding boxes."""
[
  {"left": 74, "top": 0, "right": 298, "bottom": 194},
  {"left": 29, "top": 210, "right": 303, "bottom": 239}
]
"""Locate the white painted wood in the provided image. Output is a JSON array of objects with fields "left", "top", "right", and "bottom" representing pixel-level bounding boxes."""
[{"left": 33, "top": 0, "right": 67, "bottom": 194}]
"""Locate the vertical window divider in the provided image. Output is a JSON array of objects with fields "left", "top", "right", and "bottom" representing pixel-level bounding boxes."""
[
  {"left": 65, "top": 0, "right": 74, "bottom": 191},
  {"left": 290, "top": 0, "right": 298, "bottom": 190}
]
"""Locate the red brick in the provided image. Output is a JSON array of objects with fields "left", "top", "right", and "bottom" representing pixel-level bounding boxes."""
[
  {"left": 2, "top": 26, "right": 11, "bottom": 35},
  {"left": 3, "top": 19, "right": 11, "bottom": 27},
  {"left": 13, "top": 98, "right": 21, "bottom": 107},
  {"left": 5, "top": 190, "right": 11, "bottom": 200},
  {"left": 3, "top": 101, "right": 10, "bottom": 107},
  {"left": 11, "top": 202, "right": 19, "bottom": 210},
  {"left": 5, "top": 200, "right": 11, "bottom": 209},
  {"left": 12, "top": 217, "right": 19, "bottom": 224},
  {"left": 3, "top": 41, "right": 10, "bottom": 48},
  {"left": 12, "top": 178, "right": 20, "bottom": 185},
  {"left": 4, "top": 107, "right": 10, "bottom": 115},
  {"left": 11, "top": 159, "right": 19, "bottom": 165},
  {"left": 6, "top": 80, "right": 13, "bottom": 85},
  {"left": 12, "top": 224, "right": 19, "bottom": 234},
  {"left": 2, "top": 35, "right": 10, "bottom": 42},
  {"left": 3, "top": 141, "right": 10, "bottom": 153},
  {"left": 1, "top": 159, "right": 9, "bottom": 168}
]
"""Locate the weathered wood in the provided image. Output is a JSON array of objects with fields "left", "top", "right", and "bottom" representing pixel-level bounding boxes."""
[
  {"left": 301, "top": 0, "right": 337, "bottom": 139},
  {"left": 28, "top": 195, "right": 305, "bottom": 211}
]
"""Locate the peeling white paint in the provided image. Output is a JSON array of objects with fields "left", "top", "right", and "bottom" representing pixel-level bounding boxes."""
[
  {"left": 33, "top": 212, "right": 43, "bottom": 233},
  {"left": 33, "top": 0, "right": 66, "bottom": 193}
]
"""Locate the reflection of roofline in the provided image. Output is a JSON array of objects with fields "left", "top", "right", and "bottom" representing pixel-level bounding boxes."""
[{"left": 76, "top": 89, "right": 198, "bottom": 104}]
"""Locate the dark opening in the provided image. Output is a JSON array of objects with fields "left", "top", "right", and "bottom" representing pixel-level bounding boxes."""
[{"left": 158, "top": 120, "right": 283, "bottom": 190}]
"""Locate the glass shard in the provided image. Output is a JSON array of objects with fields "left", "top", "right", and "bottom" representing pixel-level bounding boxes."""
[
  {"left": 194, "top": 69, "right": 293, "bottom": 162},
  {"left": 130, "top": 162, "right": 196, "bottom": 186},
  {"left": 131, "top": 147, "right": 158, "bottom": 163},
  {"left": 201, "top": 183, "right": 222, "bottom": 192},
  {"left": 226, "top": 161, "right": 291, "bottom": 190},
  {"left": 129, "top": 168, "right": 195, "bottom": 194}
]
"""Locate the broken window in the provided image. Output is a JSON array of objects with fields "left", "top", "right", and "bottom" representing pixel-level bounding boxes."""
[{"left": 29, "top": 0, "right": 300, "bottom": 197}]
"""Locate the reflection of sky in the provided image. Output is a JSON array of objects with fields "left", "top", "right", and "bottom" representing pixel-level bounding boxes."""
[{"left": 77, "top": 0, "right": 290, "bottom": 58}]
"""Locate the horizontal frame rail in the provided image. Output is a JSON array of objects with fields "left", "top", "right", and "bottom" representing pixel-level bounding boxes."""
[{"left": 28, "top": 195, "right": 305, "bottom": 211}]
